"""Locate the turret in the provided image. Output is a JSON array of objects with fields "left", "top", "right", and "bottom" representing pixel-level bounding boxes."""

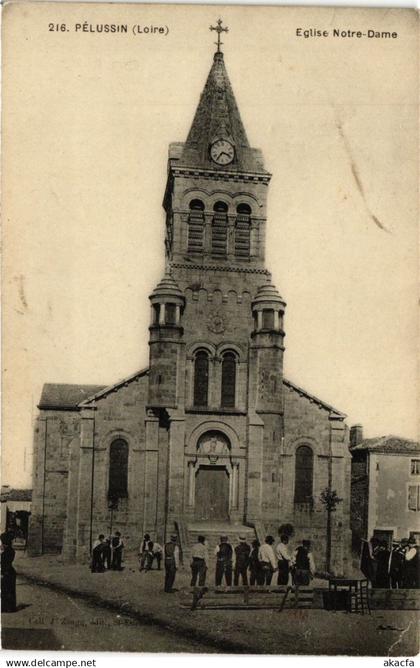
[
  {"left": 250, "top": 283, "right": 286, "bottom": 413},
  {"left": 148, "top": 270, "right": 185, "bottom": 409}
]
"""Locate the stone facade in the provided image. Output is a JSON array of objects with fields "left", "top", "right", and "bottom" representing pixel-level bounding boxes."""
[
  {"left": 29, "top": 48, "right": 352, "bottom": 573},
  {"left": 350, "top": 435, "right": 420, "bottom": 550}
]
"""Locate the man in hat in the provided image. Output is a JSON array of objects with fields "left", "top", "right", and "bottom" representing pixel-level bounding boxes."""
[
  {"left": 234, "top": 535, "right": 251, "bottom": 586},
  {"left": 111, "top": 531, "right": 124, "bottom": 570},
  {"left": 215, "top": 535, "right": 233, "bottom": 586},
  {"left": 293, "top": 539, "right": 315, "bottom": 586},
  {"left": 390, "top": 539, "right": 407, "bottom": 589},
  {"left": 258, "top": 535, "right": 278, "bottom": 585},
  {"left": 403, "top": 536, "right": 419, "bottom": 588},
  {"left": 190, "top": 535, "right": 208, "bottom": 587},
  {"left": 164, "top": 534, "right": 179, "bottom": 593}
]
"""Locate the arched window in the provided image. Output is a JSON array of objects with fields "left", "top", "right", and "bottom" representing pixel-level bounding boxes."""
[
  {"left": 108, "top": 439, "right": 128, "bottom": 499},
  {"left": 212, "top": 201, "right": 228, "bottom": 256},
  {"left": 188, "top": 199, "right": 205, "bottom": 253},
  {"left": 221, "top": 352, "right": 236, "bottom": 408},
  {"left": 193, "top": 351, "right": 209, "bottom": 407},
  {"left": 235, "top": 203, "right": 251, "bottom": 258},
  {"left": 294, "top": 445, "right": 314, "bottom": 505}
]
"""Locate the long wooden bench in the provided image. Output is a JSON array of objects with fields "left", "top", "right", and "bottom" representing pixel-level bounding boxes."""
[{"left": 180, "top": 585, "right": 314, "bottom": 611}]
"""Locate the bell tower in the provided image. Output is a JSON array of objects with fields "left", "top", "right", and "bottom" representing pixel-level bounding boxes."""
[{"left": 148, "top": 22, "right": 287, "bottom": 530}]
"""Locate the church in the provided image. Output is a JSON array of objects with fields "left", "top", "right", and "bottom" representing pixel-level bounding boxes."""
[{"left": 28, "top": 27, "right": 352, "bottom": 572}]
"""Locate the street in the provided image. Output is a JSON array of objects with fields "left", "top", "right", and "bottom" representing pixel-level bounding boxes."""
[{"left": 1, "top": 578, "right": 219, "bottom": 652}]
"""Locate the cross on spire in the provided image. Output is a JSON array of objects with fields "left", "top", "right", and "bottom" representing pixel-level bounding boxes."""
[{"left": 210, "top": 18, "right": 228, "bottom": 53}]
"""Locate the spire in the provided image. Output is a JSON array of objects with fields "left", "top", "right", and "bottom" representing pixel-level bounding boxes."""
[{"left": 185, "top": 49, "right": 249, "bottom": 153}]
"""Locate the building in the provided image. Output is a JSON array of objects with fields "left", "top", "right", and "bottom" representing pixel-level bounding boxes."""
[
  {"left": 350, "top": 428, "right": 420, "bottom": 549},
  {"left": 28, "top": 32, "right": 352, "bottom": 572}
]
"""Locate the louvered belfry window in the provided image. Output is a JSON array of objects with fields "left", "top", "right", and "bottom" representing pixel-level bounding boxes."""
[
  {"left": 108, "top": 439, "right": 129, "bottom": 499},
  {"left": 193, "top": 351, "right": 209, "bottom": 407},
  {"left": 187, "top": 199, "right": 205, "bottom": 254},
  {"left": 221, "top": 352, "right": 236, "bottom": 408},
  {"left": 294, "top": 445, "right": 313, "bottom": 504},
  {"left": 235, "top": 204, "right": 251, "bottom": 258},
  {"left": 212, "top": 201, "right": 228, "bottom": 256}
]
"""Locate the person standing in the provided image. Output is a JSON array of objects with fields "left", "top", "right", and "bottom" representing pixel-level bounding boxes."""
[
  {"left": 258, "top": 536, "right": 278, "bottom": 585},
  {"left": 390, "top": 540, "right": 406, "bottom": 589},
  {"left": 404, "top": 537, "right": 419, "bottom": 588},
  {"left": 103, "top": 537, "right": 112, "bottom": 570},
  {"left": 139, "top": 533, "right": 151, "bottom": 571},
  {"left": 293, "top": 539, "right": 315, "bottom": 586},
  {"left": 164, "top": 534, "right": 180, "bottom": 593},
  {"left": 215, "top": 535, "right": 233, "bottom": 586},
  {"left": 91, "top": 534, "right": 106, "bottom": 573},
  {"left": 374, "top": 540, "right": 391, "bottom": 588},
  {"left": 111, "top": 531, "right": 124, "bottom": 570},
  {"left": 276, "top": 534, "right": 293, "bottom": 586},
  {"left": 249, "top": 539, "right": 263, "bottom": 585},
  {"left": 190, "top": 535, "right": 208, "bottom": 587},
  {"left": 234, "top": 536, "right": 251, "bottom": 586},
  {"left": 1, "top": 532, "right": 17, "bottom": 612},
  {"left": 152, "top": 541, "right": 163, "bottom": 570}
]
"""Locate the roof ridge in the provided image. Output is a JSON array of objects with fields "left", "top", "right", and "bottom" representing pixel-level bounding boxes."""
[
  {"left": 79, "top": 367, "right": 149, "bottom": 406},
  {"left": 283, "top": 377, "right": 346, "bottom": 417}
]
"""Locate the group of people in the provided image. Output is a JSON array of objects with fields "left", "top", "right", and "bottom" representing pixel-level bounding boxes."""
[
  {"left": 91, "top": 531, "right": 125, "bottom": 572},
  {"left": 160, "top": 532, "right": 316, "bottom": 593},
  {"left": 193, "top": 534, "right": 315, "bottom": 588},
  {"left": 1, "top": 530, "right": 17, "bottom": 613},
  {"left": 361, "top": 535, "right": 419, "bottom": 589},
  {"left": 138, "top": 533, "right": 163, "bottom": 571}
]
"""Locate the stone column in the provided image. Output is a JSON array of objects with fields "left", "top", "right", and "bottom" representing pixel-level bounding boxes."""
[
  {"left": 143, "top": 411, "right": 159, "bottom": 535},
  {"left": 159, "top": 303, "right": 166, "bottom": 325},
  {"left": 274, "top": 310, "right": 280, "bottom": 330},
  {"left": 257, "top": 311, "right": 263, "bottom": 330},
  {"left": 75, "top": 407, "right": 96, "bottom": 562},
  {"left": 167, "top": 416, "right": 186, "bottom": 529},
  {"left": 231, "top": 462, "right": 240, "bottom": 510},
  {"left": 188, "top": 461, "right": 195, "bottom": 507}
]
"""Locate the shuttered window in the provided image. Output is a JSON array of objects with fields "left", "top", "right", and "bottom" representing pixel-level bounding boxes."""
[
  {"left": 212, "top": 202, "right": 228, "bottom": 256},
  {"left": 408, "top": 485, "right": 420, "bottom": 511},
  {"left": 194, "top": 351, "right": 209, "bottom": 407},
  {"left": 235, "top": 204, "right": 251, "bottom": 258},
  {"left": 294, "top": 446, "right": 313, "bottom": 504},
  {"left": 188, "top": 199, "right": 204, "bottom": 254},
  {"left": 108, "top": 439, "right": 128, "bottom": 499},
  {"left": 221, "top": 352, "right": 236, "bottom": 408}
]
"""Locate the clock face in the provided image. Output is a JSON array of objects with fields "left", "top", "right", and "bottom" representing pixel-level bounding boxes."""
[{"left": 210, "top": 139, "right": 235, "bottom": 165}]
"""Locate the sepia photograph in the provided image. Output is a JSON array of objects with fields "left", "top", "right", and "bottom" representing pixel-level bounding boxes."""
[{"left": 2, "top": 2, "right": 419, "bottom": 656}]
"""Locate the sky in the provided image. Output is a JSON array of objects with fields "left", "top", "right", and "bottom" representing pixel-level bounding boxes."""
[{"left": 3, "top": 3, "right": 418, "bottom": 487}]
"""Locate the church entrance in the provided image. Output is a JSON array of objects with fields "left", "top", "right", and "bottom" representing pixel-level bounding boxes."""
[{"left": 194, "top": 465, "right": 229, "bottom": 521}]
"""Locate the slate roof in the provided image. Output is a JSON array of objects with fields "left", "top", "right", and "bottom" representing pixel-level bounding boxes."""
[
  {"left": 351, "top": 435, "right": 420, "bottom": 454},
  {"left": 180, "top": 51, "right": 267, "bottom": 174},
  {"left": 39, "top": 384, "right": 106, "bottom": 409}
]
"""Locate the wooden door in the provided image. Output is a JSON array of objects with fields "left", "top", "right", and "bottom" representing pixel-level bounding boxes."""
[{"left": 195, "top": 466, "right": 229, "bottom": 521}]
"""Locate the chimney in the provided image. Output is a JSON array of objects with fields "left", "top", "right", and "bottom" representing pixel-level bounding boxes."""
[{"left": 350, "top": 424, "right": 364, "bottom": 448}]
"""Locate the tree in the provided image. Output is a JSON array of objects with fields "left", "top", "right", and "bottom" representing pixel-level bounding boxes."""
[{"left": 320, "top": 488, "right": 343, "bottom": 572}]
